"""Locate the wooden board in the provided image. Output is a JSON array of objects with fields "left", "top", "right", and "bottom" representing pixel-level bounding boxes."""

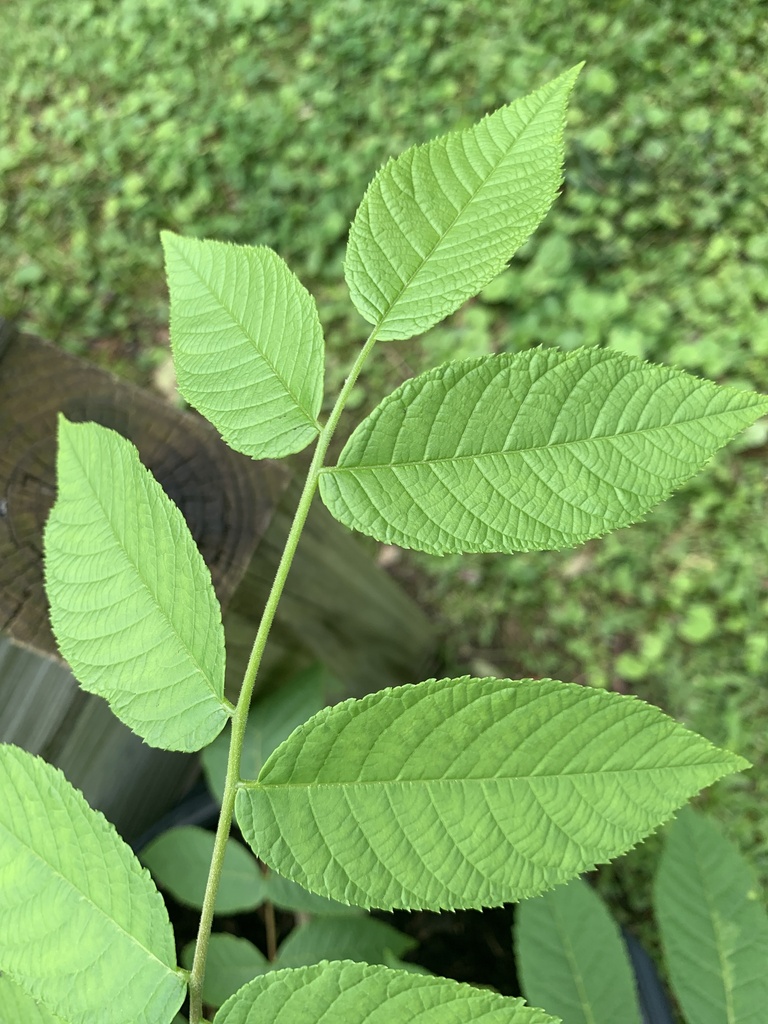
[{"left": 0, "top": 323, "right": 437, "bottom": 840}]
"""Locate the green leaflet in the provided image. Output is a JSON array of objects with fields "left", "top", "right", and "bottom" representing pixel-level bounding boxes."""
[
  {"left": 515, "top": 877, "right": 642, "bottom": 1024},
  {"left": 181, "top": 935, "right": 270, "bottom": 1010},
  {"left": 265, "top": 870, "right": 361, "bottom": 918},
  {"left": 141, "top": 826, "right": 267, "bottom": 914},
  {"left": 275, "top": 916, "right": 415, "bottom": 969},
  {"left": 162, "top": 232, "right": 324, "bottom": 459},
  {"left": 382, "top": 950, "right": 433, "bottom": 976},
  {"left": 0, "top": 745, "right": 186, "bottom": 1024},
  {"left": 44, "top": 417, "right": 230, "bottom": 751},
  {"left": 319, "top": 348, "right": 768, "bottom": 554},
  {"left": 0, "top": 973, "right": 69, "bottom": 1024},
  {"left": 236, "top": 677, "right": 746, "bottom": 911},
  {"left": 203, "top": 665, "right": 327, "bottom": 805},
  {"left": 654, "top": 808, "right": 768, "bottom": 1024},
  {"left": 344, "top": 65, "right": 580, "bottom": 341},
  {"left": 213, "top": 960, "right": 557, "bottom": 1024}
]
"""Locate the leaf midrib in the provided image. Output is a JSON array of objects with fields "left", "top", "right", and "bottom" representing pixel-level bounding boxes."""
[
  {"left": 171, "top": 241, "right": 320, "bottom": 429},
  {"left": 689, "top": 831, "right": 738, "bottom": 1024},
  {"left": 246, "top": 760, "right": 732, "bottom": 790},
  {"left": 551, "top": 899, "right": 599, "bottom": 1024},
  {"left": 326, "top": 405, "right": 758, "bottom": 475}
]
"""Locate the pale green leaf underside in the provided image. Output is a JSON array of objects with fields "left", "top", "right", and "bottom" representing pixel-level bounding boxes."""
[
  {"left": 0, "top": 745, "right": 185, "bottom": 1024},
  {"left": 162, "top": 232, "right": 323, "bottom": 458},
  {"left": 213, "top": 960, "right": 558, "bottom": 1024},
  {"left": 345, "top": 66, "right": 580, "bottom": 341},
  {"left": 181, "top": 935, "right": 269, "bottom": 1010},
  {"left": 236, "top": 677, "right": 746, "bottom": 911},
  {"left": 203, "top": 666, "right": 326, "bottom": 805},
  {"left": 320, "top": 348, "right": 768, "bottom": 554},
  {"left": 0, "top": 973, "right": 69, "bottom": 1023},
  {"left": 141, "top": 826, "right": 267, "bottom": 914},
  {"left": 275, "top": 916, "right": 415, "bottom": 969},
  {"left": 44, "top": 417, "right": 230, "bottom": 751},
  {"left": 515, "top": 877, "right": 642, "bottom": 1024},
  {"left": 654, "top": 808, "right": 768, "bottom": 1024}
]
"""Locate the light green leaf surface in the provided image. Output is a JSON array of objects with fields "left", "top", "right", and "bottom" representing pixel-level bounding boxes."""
[
  {"left": 0, "top": 745, "right": 185, "bottom": 1024},
  {"left": 320, "top": 348, "right": 768, "bottom": 554},
  {"left": 213, "top": 960, "right": 558, "bottom": 1024},
  {"left": 44, "top": 417, "right": 230, "bottom": 751},
  {"left": 0, "top": 973, "right": 69, "bottom": 1023},
  {"left": 344, "top": 66, "right": 580, "bottom": 341},
  {"left": 141, "top": 826, "right": 267, "bottom": 914},
  {"left": 181, "top": 935, "right": 270, "bottom": 1009},
  {"left": 654, "top": 808, "right": 768, "bottom": 1024},
  {"left": 275, "top": 916, "right": 415, "bottom": 969},
  {"left": 203, "top": 665, "right": 327, "bottom": 805},
  {"left": 515, "top": 877, "right": 642, "bottom": 1024},
  {"left": 162, "top": 232, "right": 323, "bottom": 459},
  {"left": 265, "top": 870, "right": 361, "bottom": 918},
  {"left": 236, "top": 677, "right": 746, "bottom": 911}
]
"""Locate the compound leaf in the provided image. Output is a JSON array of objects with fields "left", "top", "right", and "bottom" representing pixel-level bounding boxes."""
[
  {"left": 181, "top": 935, "right": 270, "bottom": 1010},
  {"left": 275, "top": 916, "right": 415, "bottom": 969},
  {"left": 344, "top": 65, "right": 580, "bottom": 341},
  {"left": 141, "top": 826, "right": 267, "bottom": 914},
  {"left": 515, "top": 877, "right": 642, "bottom": 1024},
  {"left": 320, "top": 348, "right": 768, "bottom": 554},
  {"left": 0, "top": 745, "right": 186, "bottom": 1024},
  {"left": 654, "top": 808, "right": 768, "bottom": 1024},
  {"left": 162, "top": 232, "right": 323, "bottom": 459},
  {"left": 213, "top": 960, "right": 557, "bottom": 1024},
  {"left": 44, "top": 417, "right": 230, "bottom": 752},
  {"left": 236, "top": 677, "right": 746, "bottom": 911}
]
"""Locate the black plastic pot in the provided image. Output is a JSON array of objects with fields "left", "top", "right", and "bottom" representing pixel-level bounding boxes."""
[{"left": 623, "top": 928, "right": 677, "bottom": 1024}]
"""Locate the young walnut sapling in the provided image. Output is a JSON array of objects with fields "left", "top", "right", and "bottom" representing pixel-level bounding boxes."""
[{"left": 0, "top": 64, "right": 764, "bottom": 1024}]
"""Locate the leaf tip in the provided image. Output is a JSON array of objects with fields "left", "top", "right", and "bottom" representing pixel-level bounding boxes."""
[
  {"left": 546, "top": 61, "right": 585, "bottom": 99},
  {"left": 56, "top": 410, "right": 74, "bottom": 437},
  {"left": 54, "top": 412, "right": 84, "bottom": 464},
  {"left": 160, "top": 229, "right": 194, "bottom": 269},
  {"left": 730, "top": 752, "right": 752, "bottom": 774},
  {"left": 160, "top": 228, "right": 181, "bottom": 252}
]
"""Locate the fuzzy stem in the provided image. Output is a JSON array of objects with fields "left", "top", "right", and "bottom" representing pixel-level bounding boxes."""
[
  {"left": 264, "top": 901, "right": 277, "bottom": 962},
  {"left": 187, "top": 328, "right": 379, "bottom": 1022}
]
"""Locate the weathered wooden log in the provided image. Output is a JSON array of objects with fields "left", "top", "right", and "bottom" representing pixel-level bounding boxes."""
[{"left": 0, "top": 322, "right": 436, "bottom": 839}]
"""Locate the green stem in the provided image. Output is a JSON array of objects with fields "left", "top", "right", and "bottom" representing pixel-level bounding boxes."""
[{"left": 187, "top": 328, "right": 379, "bottom": 1022}]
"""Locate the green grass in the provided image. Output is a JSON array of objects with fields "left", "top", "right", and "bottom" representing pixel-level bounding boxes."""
[{"left": 3, "top": 0, "right": 767, "bottom": 981}]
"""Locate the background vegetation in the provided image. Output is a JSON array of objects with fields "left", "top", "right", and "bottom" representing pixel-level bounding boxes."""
[{"left": 3, "top": 0, "right": 767, "bottom": 980}]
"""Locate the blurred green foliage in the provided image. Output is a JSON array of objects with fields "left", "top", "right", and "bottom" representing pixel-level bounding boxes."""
[
  {"left": 2, "top": 0, "right": 767, "bottom": 970},
  {"left": 3, "top": 0, "right": 767, "bottom": 385}
]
